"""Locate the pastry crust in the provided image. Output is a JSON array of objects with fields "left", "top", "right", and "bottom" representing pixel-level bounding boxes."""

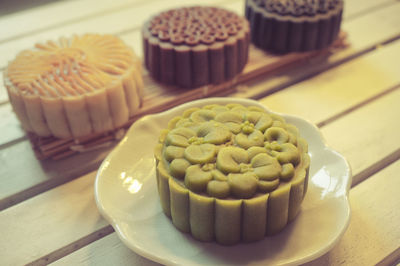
[
  {"left": 142, "top": 6, "right": 250, "bottom": 88},
  {"left": 155, "top": 104, "right": 310, "bottom": 245},
  {"left": 245, "top": 0, "right": 343, "bottom": 53},
  {"left": 4, "top": 34, "right": 143, "bottom": 138}
]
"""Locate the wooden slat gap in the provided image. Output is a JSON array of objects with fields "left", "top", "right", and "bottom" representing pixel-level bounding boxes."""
[
  {"left": 39, "top": 147, "right": 400, "bottom": 265},
  {"left": 317, "top": 84, "right": 400, "bottom": 128},
  {"left": 0, "top": 160, "right": 102, "bottom": 211},
  {"left": 0, "top": 135, "right": 26, "bottom": 150},
  {"left": 249, "top": 32, "right": 400, "bottom": 101},
  {"left": 376, "top": 246, "right": 400, "bottom": 266},
  {"left": 23, "top": 154, "right": 400, "bottom": 265},
  {"left": 350, "top": 149, "right": 400, "bottom": 188},
  {"left": 26, "top": 225, "right": 114, "bottom": 266},
  {"left": 0, "top": 32, "right": 394, "bottom": 208},
  {"left": 14, "top": 86, "right": 400, "bottom": 263}
]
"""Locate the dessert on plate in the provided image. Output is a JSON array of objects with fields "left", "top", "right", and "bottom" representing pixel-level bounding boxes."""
[
  {"left": 245, "top": 0, "right": 343, "bottom": 53},
  {"left": 154, "top": 103, "right": 310, "bottom": 245},
  {"left": 4, "top": 34, "right": 143, "bottom": 139},
  {"left": 142, "top": 6, "right": 250, "bottom": 88}
]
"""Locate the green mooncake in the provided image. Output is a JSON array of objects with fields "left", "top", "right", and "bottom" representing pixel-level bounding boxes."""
[{"left": 154, "top": 103, "right": 310, "bottom": 245}]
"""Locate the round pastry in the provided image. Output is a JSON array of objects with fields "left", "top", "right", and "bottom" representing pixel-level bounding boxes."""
[
  {"left": 142, "top": 6, "right": 250, "bottom": 88},
  {"left": 245, "top": 0, "right": 343, "bottom": 53},
  {"left": 4, "top": 34, "right": 144, "bottom": 139},
  {"left": 154, "top": 103, "right": 310, "bottom": 245}
]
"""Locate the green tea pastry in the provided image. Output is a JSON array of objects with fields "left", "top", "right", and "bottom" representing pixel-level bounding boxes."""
[
  {"left": 155, "top": 104, "right": 310, "bottom": 245},
  {"left": 4, "top": 34, "right": 144, "bottom": 139}
]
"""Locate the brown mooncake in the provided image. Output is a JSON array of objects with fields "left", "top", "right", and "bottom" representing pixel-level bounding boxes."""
[
  {"left": 4, "top": 34, "right": 144, "bottom": 139},
  {"left": 154, "top": 103, "right": 310, "bottom": 245},
  {"left": 245, "top": 0, "right": 343, "bottom": 54},
  {"left": 142, "top": 6, "right": 250, "bottom": 88}
]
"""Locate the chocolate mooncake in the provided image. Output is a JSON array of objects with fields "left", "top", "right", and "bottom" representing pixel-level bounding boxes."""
[
  {"left": 154, "top": 103, "right": 310, "bottom": 245},
  {"left": 4, "top": 34, "right": 143, "bottom": 139},
  {"left": 142, "top": 7, "right": 250, "bottom": 88},
  {"left": 245, "top": 0, "right": 343, "bottom": 53}
]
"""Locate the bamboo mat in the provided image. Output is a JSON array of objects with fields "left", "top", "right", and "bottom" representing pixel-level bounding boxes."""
[{"left": 28, "top": 32, "right": 348, "bottom": 160}]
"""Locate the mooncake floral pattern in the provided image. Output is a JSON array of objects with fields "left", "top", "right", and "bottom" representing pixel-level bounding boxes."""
[
  {"left": 160, "top": 104, "right": 307, "bottom": 199},
  {"left": 263, "top": 0, "right": 342, "bottom": 16},
  {"left": 148, "top": 7, "right": 247, "bottom": 46}
]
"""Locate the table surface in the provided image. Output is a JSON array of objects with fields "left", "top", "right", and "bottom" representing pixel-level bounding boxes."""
[{"left": 1, "top": 0, "right": 400, "bottom": 265}]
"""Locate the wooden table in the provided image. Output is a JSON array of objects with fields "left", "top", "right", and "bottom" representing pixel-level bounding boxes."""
[{"left": 1, "top": 0, "right": 399, "bottom": 265}]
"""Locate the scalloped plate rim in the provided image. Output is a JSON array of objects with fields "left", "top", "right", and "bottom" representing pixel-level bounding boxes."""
[{"left": 95, "top": 97, "right": 352, "bottom": 266}]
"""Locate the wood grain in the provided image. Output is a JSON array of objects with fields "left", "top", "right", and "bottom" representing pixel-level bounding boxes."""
[
  {"left": 304, "top": 160, "right": 400, "bottom": 266},
  {"left": 24, "top": 34, "right": 346, "bottom": 161},
  {"left": 2, "top": 1, "right": 400, "bottom": 143},
  {"left": 51, "top": 234, "right": 161, "bottom": 266},
  {"left": 344, "top": 0, "right": 396, "bottom": 20},
  {"left": 2, "top": 43, "right": 400, "bottom": 265},
  {"left": 320, "top": 88, "right": 400, "bottom": 186},
  {"left": 0, "top": 171, "right": 106, "bottom": 266},
  {"left": 0, "top": 0, "right": 387, "bottom": 45},
  {"left": 1, "top": 0, "right": 400, "bottom": 216},
  {"left": 0, "top": 141, "right": 112, "bottom": 210},
  {"left": 0, "top": 0, "right": 149, "bottom": 44},
  {"left": 233, "top": 1, "right": 400, "bottom": 100},
  {"left": 51, "top": 160, "right": 400, "bottom": 266},
  {"left": 1, "top": 0, "right": 399, "bottom": 103},
  {"left": 259, "top": 39, "right": 400, "bottom": 126},
  {"left": 0, "top": 33, "right": 348, "bottom": 150},
  {"left": 0, "top": 0, "right": 399, "bottom": 265},
  {"left": 259, "top": 41, "right": 400, "bottom": 186},
  {"left": 0, "top": 0, "right": 234, "bottom": 70}
]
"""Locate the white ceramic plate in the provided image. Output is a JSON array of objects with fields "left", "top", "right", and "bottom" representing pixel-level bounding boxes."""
[{"left": 95, "top": 97, "right": 352, "bottom": 266}]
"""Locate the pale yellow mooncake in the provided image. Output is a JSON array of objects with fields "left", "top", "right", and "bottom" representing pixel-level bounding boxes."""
[{"left": 4, "top": 34, "right": 144, "bottom": 139}]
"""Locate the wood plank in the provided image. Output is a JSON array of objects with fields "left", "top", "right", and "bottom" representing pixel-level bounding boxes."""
[
  {"left": 51, "top": 160, "right": 400, "bottom": 266},
  {"left": 0, "top": 0, "right": 240, "bottom": 121},
  {"left": 17, "top": 34, "right": 346, "bottom": 161},
  {"left": 0, "top": 0, "right": 391, "bottom": 46},
  {"left": 1, "top": 0, "right": 399, "bottom": 104},
  {"left": 0, "top": 1, "right": 398, "bottom": 265},
  {"left": 259, "top": 44, "right": 400, "bottom": 186},
  {"left": 233, "top": 1, "right": 400, "bottom": 100},
  {"left": 304, "top": 160, "right": 400, "bottom": 266},
  {"left": 2, "top": 1, "right": 400, "bottom": 142},
  {"left": 1, "top": 0, "right": 399, "bottom": 106},
  {"left": 1, "top": 4, "right": 400, "bottom": 209},
  {"left": 258, "top": 39, "right": 400, "bottom": 126},
  {"left": 0, "top": 103, "right": 25, "bottom": 146},
  {"left": 111, "top": 0, "right": 400, "bottom": 107},
  {"left": 51, "top": 234, "right": 161, "bottom": 266},
  {"left": 0, "top": 171, "right": 109, "bottom": 266},
  {"left": 0, "top": 0, "right": 237, "bottom": 71},
  {"left": 2, "top": 49, "right": 400, "bottom": 265},
  {"left": 0, "top": 140, "right": 113, "bottom": 210},
  {"left": 0, "top": 42, "right": 348, "bottom": 209},
  {"left": 0, "top": 35, "right": 348, "bottom": 149},
  {"left": 344, "top": 0, "right": 395, "bottom": 20},
  {"left": 376, "top": 247, "right": 400, "bottom": 266},
  {"left": 0, "top": 0, "right": 392, "bottom": 70},
  {"left": 0, "top": 0, "right": 388, "bottom": 45},
  {"left": 320, "top": 87, "right": 400, "bottom": 186},
  {"left": 0, "top": 0, "right": 153, "bottom": 43}
]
